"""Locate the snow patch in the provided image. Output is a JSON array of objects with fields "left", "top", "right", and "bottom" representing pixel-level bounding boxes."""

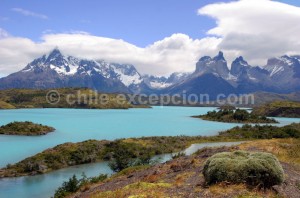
[
  {"left": 269, "top": 66, "right": 284, "bottom": 77},
  {"left": 113, "top": 67, "right": 142, "bottom": 86},
  {"left": 279, "top": 57, "right": 293, "bottom": 66},
  {"left": 226, "top": 73, "right": 237, "bottom": 81},
  {"left": 150, "top": 81, "right": 172, "bottom": 89}
]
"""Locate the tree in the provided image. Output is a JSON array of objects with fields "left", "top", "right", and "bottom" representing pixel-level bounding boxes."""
[
  {"left": 54, "top": 175, "right": 80, "bottom": 198},
  {"left": 108, "top": 144, "right": 135, "bottom": 172}
]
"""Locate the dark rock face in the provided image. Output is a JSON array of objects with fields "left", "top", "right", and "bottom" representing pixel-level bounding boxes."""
[
  {"left": 231, "top": 56, "right": 250, "bottom": 77},
  {"left": 165, "top": 73, "right": 236, "bottom": 100},
  {"left": 195, "top": 51, "right": 230, "bottom": 79}
]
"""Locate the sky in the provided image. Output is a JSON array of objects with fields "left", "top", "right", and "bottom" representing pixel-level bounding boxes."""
[{"left": 1, "top": 0, "right": 300, "bottom": 77}]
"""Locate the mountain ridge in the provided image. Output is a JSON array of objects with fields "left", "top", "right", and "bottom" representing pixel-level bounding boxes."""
[{"left": 1, "top": 49, "right": 300, "bottom": 95}]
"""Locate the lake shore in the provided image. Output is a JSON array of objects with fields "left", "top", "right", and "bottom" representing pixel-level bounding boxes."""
[{"left": 1, "top": 122, "right": 299, "bottom": 178}]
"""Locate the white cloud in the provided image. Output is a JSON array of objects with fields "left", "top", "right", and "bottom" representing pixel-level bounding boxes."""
[
  {"left": 0, "top": 32, "right": 220, "bottom": 76},
  {"left": 12, "top": 8, "right": 48, "bottom": 19},
  {"left": 1, "top": 0, "right": 299, "bottom": 76},
  {"left": 198, "top": 0, "right": 300, "bottom": 66}
]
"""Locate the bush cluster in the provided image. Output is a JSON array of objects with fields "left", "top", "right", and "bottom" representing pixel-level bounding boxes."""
[
  {"left": 220, "top": 123, "right": 300, "bottom": 139},
  {"left": 54, "top": 173, "right": 107, "bottom": 198},
  {"left": 196, "top": 109, "right": 277, "bottom": 123},
  {"left": 203, "top": 151, "right": 284, "bottom": 187}
]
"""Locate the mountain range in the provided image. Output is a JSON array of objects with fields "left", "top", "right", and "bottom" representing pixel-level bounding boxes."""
[{"left": 1, "top": 49, "right": 300, "bottom": 98}]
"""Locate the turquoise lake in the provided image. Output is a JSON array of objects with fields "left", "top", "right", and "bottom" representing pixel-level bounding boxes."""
[{"left": 0, "top": 106, "right": 299, "bottom": 198}]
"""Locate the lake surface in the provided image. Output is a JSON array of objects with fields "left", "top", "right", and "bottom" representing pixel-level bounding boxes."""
[{"left": 0, "top": 106, "right": 299, "bottom": 198}]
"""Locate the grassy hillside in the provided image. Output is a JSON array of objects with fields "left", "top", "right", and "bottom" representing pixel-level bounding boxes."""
[
  {"left": 0, "top": 100, "right": 15, "bottom": 109},
  {"left": 252, "top": 101, "right": 300, "bottom": 118},
  {"left": 251, "top": 91, "right": 300, "bottom": 106},
  {"left": 0, "top": 121, "right": 55, "bottom": 136},
  {"left": 0, "top": 88, "right": 146, "bottom": 109}
]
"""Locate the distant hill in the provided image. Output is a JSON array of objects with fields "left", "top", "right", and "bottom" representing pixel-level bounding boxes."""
[
  {"left": 252, "top": 101, "right": 300, "bottom": 118},
  {"left": 0, "top": 88, "right": 145, "bottom": 109}
]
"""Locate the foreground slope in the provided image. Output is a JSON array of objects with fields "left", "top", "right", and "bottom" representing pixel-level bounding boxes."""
[{"left": 72, "top": 139, "right": 300, "bottom": 198}]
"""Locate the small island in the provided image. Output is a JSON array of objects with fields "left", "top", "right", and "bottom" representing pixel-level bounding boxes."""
[
  {"left": 193, "top": 108, "right": 278, "bottom": 123},
  {"left": 0, "top": 121, "right": 55, "bottom": 136}
]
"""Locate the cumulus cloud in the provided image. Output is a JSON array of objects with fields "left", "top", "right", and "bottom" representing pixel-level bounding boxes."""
[
  {"left": 1, "top": 0, "right": 300, "bottom": 76},
  {"left": 12, "top": 8, "right": 48, "bottom": 19},
  {"left": 0, "top": 32, "right": 220, "bottom": 76},
  {"left": 198, "top": 0, "right": 300, "bottom": 66}
]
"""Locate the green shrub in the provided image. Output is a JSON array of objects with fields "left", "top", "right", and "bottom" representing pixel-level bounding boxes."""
[
  {"left": 54, "top": 173, "right": 107, "bottom": 198},
  {"left": 108, "top": 141, "right": 154, "bottom": 172},
  {"left": 54, "top": 175, "right": 80, "bottom": 198},
  {"left": 194, "top": 108, "right": 278, "bottom": 123},
  {"left": 203, "top": 151, "right": 284, "bottom": 187},
  {"left": 171, "top": 151, "right": 186, "bottom": 159}
]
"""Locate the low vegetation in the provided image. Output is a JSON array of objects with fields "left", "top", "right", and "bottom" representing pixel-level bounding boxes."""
[
  {"left": 0, "top": 100, "right": 15, "bottom": 109},
  {"left": 1, "top": 140, "right": 108, "bottom": 177},
  {"left": 193, "top": 108, "right": 278, "bottom": 123},
  {"left": 219, "top": 123, "right": 300, "bottom": 139},
  {"left": 106, "top": 141, "right": 155, "bottom": 172},
  {"left": 171, "top": 151, "right": 186, "bottom": 159},
  {"left": 71, "top": 139, "right": 300, "bottom": 198},
  {"left": 252, "top": 101, "right": 300, "bottom": 118},
  {"left": 54, "top": 173, "right": 107, "bottom": 198},
  {"left": 239, "top": 138, "right": 300, "bottom": 168},
  {"left": 91, "top": 182, "right": 172, "bottom": 198},
  {"left": 0, "top": 121, "right": 55, "bottom": 136},
  {"left": 1, "top": 122, "right": 300, "bottom": 177},
  {"left": 203, "top": 151, "right": 284, "bottom": 187},
  {"left": 0, "top": 88, "right": 147, "bottom": 109}
]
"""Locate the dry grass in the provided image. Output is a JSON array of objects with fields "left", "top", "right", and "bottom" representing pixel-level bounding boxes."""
[
  {"left": 143, "top": 173, "right": 160, "bottom": 183},
  {"left": 91, "top": 182, "right": 172, "bottom": 198},
  {"left": 174, "top": 172, "right": 195, "bottom": 187},
  {"left": 122, "top": 138, "right": 154, "bottom": 147},
  {"left": 0, "top": 100, "right": 15, "bottom": 109},
  {"left": 109, "top": 165, "right": 150, "bottom": 180},
  {"left": 239, "top": 138, "right": 300, "bottom": 168},
  {"left": 203, "top": 183, "right": 277, "bottom": 198}
]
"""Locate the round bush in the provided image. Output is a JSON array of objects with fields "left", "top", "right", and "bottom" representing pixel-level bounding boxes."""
[{"left": 203, "top": 150, "right": 284, "bottom": 187}]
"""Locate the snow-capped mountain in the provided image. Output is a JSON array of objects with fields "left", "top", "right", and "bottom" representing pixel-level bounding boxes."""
[
  {"left": 263, "top": 55, "right": 300, "bottom": 92},
  {"left": 165, "top": 52, "right": 300, "bottom": 96},
  {"left": 22, "top": 49, "right": 143, "bottom": 88},
  {"left": 1, "top": 49, "right": 300, "bottom": 95},
  {"left": 143, "top": 72, "right": 190, "bottom": 89},
  {"left": 0, "top": 49, "right": 147, "bottom": 93},
  {"left": 194, "top": 51, "right": 230, "bottom": 79}
]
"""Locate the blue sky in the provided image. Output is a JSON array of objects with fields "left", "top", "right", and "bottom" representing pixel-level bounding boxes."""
[
  {"left": 1, "top": 0, "right": 300, "bottom": 77},
  {"left": 1, "top": 0, "right": 299, "bottom": 47}
]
